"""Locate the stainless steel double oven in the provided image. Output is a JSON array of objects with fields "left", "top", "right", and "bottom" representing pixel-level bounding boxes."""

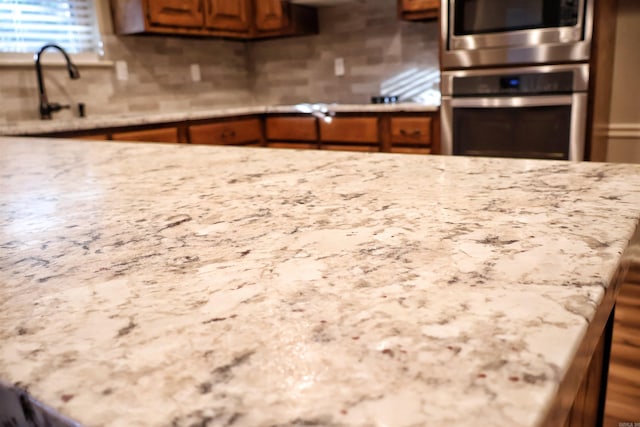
[{"left": 440, "top": 0, "right": 594, "bottom": 161}]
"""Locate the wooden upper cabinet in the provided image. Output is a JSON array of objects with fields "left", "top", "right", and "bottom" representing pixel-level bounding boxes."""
[
  {"left": 111, "top": 0, "right": 317, "bottom": 39},
  {"left": 147, "top": 0, "right": 204, "bottom": 28},
  {"left": 204, "top": 0, "right": 250, "bottom": 32},
  {"left": 398, "top": 0, "right": 439, "bottom": 21},
  {"left": 254, "top": 0, "right": 288, "bottom": 32}
]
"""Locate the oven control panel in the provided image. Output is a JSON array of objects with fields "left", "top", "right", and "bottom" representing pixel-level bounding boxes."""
[{"left": 452, "top": 71, "right": 574, "bottom": 96}]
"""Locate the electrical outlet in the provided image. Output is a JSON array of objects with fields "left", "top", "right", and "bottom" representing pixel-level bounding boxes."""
[
  {"left": 190, "top": 64, "right": 201, "bottom": 82},
  {"left": 115, "top": 60, "right": 128, "bottom": 81},
  {"left": 334, "top": 58, "right": 345, "bottom": 77}
]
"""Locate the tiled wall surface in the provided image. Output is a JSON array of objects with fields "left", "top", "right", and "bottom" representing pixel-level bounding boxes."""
[
  {"left": 0, "top": 0, "right": 439, "bottom": 124},
  {"left": 249, "top": 0, "right": 440, "bottom": 105},
  {"left": 0, "top": 35, "right": 253, "bottom": 124}
]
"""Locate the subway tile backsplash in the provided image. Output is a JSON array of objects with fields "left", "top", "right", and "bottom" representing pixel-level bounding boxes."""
[{"left": 0, "top": 0, "right": 439, "bottom": 124}]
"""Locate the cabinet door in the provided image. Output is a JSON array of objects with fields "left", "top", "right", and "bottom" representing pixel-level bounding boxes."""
[
  {"left": 189, "top": 119, "right": 262, "bottom": 145},
  {"left": 204, "top": 0, "right": 250, "bottom": 32},
  {"left": 390, "top": 117, "right": 432, "bottom": 145},
  {"left": 319, "top": 117, "right": 379, "bottom": 144},
  {"left": 399, "top": 0, "right": 439, "bottom": 20},
  {"left": 255, "top": 0, "right": 288, "bottom": 32},
  {"left": 111, "top": 128, "right": 179, "bottom": 143},
  {"left": 147, "top": 0, "right": 204, "bottom": 28},
  {"left": 265, "top": 116, "right": 317, "bottom": 142}
]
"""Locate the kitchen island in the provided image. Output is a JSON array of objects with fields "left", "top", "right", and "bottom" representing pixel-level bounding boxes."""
[{"left": 1, "top": 136, "right": 640, "bottom": 427}]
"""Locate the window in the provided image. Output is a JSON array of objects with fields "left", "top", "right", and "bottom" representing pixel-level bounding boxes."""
[{"left": 0, "top": 0, "right": 102, "bottom": 55}]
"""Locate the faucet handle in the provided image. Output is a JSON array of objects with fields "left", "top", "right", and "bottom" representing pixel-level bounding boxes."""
[{"left": 48, "top": 102, "right": 70, "bottom": 113}]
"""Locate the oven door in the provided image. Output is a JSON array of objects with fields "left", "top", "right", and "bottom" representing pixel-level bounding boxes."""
[{"left": 441, "top": 94, "right": 587, "bottom": 161}]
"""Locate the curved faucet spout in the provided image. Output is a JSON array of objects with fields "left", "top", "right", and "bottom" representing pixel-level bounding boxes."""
[{"left": 34, "top": 44, "right": 81, "bottom": 120}]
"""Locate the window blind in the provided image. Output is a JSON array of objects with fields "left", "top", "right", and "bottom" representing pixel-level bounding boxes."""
[{"left": 0, "top": 0, "right": 101, "bottom": 54}]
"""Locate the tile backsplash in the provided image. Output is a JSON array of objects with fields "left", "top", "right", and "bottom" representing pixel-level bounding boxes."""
[
  {"left": 0, "top": 0, "right": 439, "bottom": 124},
  {"left": 0, "top": 36, "right": 253, "bottom": 124},
  {"left": 249, "top": 0, "right": 440, "bottom": 105}
]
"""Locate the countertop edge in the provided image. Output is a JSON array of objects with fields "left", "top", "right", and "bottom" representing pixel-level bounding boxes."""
[{"left": 0, "top": 103, "right": 440, "bottom": 136}]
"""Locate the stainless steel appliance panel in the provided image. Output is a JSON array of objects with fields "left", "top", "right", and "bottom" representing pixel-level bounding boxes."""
[
  {"left": 440, "top": 0, "right": 594, "bottom": 68},
  {"left": 441, "top": 64, "right": 589, "bottom": 161}
]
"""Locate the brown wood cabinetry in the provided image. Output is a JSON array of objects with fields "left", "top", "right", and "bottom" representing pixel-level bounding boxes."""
[
  {"left": 398, "top": 0, "right": 439, "bottom": 21},
  {"left": 38, "top": 110, "right": 441, "bottom": 155},
  {"left": 605, "top": 270, "right": 640, "bottom": 425},
  {"left": 266, "top": 116, "right": 317, "bottom": 141},
  {"left": 389, "top": 115, "right": 436, "bottom": 154},
  {"left": 147, "top": 0, "right": 204, "bottom": 28},
  {"left": 205, "top": 0, "right": 250, "bottom": 33},
  {"left": 110, "top": 0, "right": 317, "bottom": 40},
  {"left": 189, "top": 118, "right": 262, "bottom": 145},
  {"left": 111, "top": 127, "right": 180, "bottom": 143},
  {"left": 72, "top": 134, "right": 110, "bottom": 141},
  {"left": 320, "top": 117, "right": 380, "bottom": 153},
  {"left": 255, "top": 0, "right": 287, "bottom": 32},
  {"left": 390, "top": 117, "right": 432, "bottom": 144}
]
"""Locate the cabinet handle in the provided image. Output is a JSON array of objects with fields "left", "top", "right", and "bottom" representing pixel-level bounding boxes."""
[
  {"left": 221, "top": 129, "right": 236, "bottom": 139},
  {"left": 161, "top": 6, "right": 192, "bottom": 14},
  {"left": 400, "top": 129, "right": 421, "bottom": 137},
  {"left": 197, "top": 0, "right": 203, "bottom": 13}
]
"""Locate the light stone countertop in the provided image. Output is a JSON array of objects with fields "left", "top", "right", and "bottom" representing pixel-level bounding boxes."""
[
  {"left": 0, "top": 103, "right": 440, "bottom": 136},
  {"left": 1, "top": 136, "right": 640, "bottom": 427}
]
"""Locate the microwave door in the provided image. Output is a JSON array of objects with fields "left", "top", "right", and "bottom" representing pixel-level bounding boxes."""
[{"left": 443, "top": 0, "right": 592, "bottom": 67}]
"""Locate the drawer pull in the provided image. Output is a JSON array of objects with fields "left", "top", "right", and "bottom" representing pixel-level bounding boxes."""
[
  {"left": 400, "top": 129, "right": 422, "bottom": 137},
  {"left": 221, "top": 129, "right": 236, "bottom": 139},
  {"left": 161, "top": 6, "right": 192, "bottom": 14}
]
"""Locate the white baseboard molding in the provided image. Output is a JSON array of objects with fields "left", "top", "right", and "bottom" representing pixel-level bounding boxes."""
[{"left": 607, "top": 123, "right": 640, "bottom": 139}]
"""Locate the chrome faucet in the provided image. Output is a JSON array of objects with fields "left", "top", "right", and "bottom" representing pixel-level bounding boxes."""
[{"left": 34, "top": 44, "right": 80, "bottom": 120}]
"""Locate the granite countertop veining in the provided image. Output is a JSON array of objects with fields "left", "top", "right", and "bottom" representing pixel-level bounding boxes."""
[
  {"left": 0, "top": 103, "right": 440, "bottom": 136},
  {"left": 1, "top": 136, "right": 640, "bottom": 427}
]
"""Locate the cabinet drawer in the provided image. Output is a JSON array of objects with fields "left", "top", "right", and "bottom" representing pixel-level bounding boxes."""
[
  {"left": 189, "top": 119, "right": 262, "bottom": 145},
  {"left": 111, "top": 127, "right": 179, "bottom": 143},
  {"left": 267, "top": 142, "right": 317, "bottom": 150},
  {"left": 321, "top": 144, "right": 379, "bottom": 153},
  {"left": 390, "top": 146, "right": 432, "bottom": 155},
  {"left": 72, "top": 134, "right": 110, "bottom": 141},
  {"left": 320, "top": 117, "right": 379, "bottom": 144},
  {"left": 401, "top": 0, "right": 439, "bottom": 12},
  {"left": 266, "top": 117, "right": 317, "bottom": 141},
  {"left": 390, "top": 117, "right": 432, "bottom": 145}
]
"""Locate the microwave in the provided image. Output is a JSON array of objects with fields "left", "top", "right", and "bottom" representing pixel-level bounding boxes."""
[{"left": 440, "top": 0, "right": 594, "bottom": 69}]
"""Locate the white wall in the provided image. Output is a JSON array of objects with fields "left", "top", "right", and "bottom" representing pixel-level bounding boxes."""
[{"left": 606, "top": 0, "right": 640, "bottom": 163}]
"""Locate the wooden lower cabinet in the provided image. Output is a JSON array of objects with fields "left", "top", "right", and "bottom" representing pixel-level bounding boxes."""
[
  {"left": 390, "top": 117, "right": 432, "bottom": 145},
  {"left": 390, "top": 146, "right": 432, "bottom": 155},
  {"left": 111, "top": 127, "right": 179, "bottom": 143},
  {"left": 320, "top": 144, "right": 379, "bottom": 153},
  {"left": 388, "top": 115, "right": 435, "bottom": 154},
  {"left": 41, "top": 111, "right": 440, "bottom": 155},
  {"left": 189, "top": 118, "right": 262, "bottom": 145},
  {"left": 267, "top": 142, "right": 318, "bottom": 150},
  {"left": 605, "top": 269, "right": 640, "bottom": 426},
  {"left": 72, "top": 134, "right": 110, "bottom": 141},
  {"left": 266, "top": 116, "right": 317, "bottom": 142},
  {"left": 320, "top": 117, "right": 379, "bottom": 145}
]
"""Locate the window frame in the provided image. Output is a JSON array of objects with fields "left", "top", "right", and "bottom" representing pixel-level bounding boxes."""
[{"left": 0, "top": 0, "right": 109, "bottom": 66}]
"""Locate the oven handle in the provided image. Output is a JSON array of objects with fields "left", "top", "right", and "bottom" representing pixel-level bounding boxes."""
[{"left": 450, "top": 95, "right": 574, "bottom": 108}]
